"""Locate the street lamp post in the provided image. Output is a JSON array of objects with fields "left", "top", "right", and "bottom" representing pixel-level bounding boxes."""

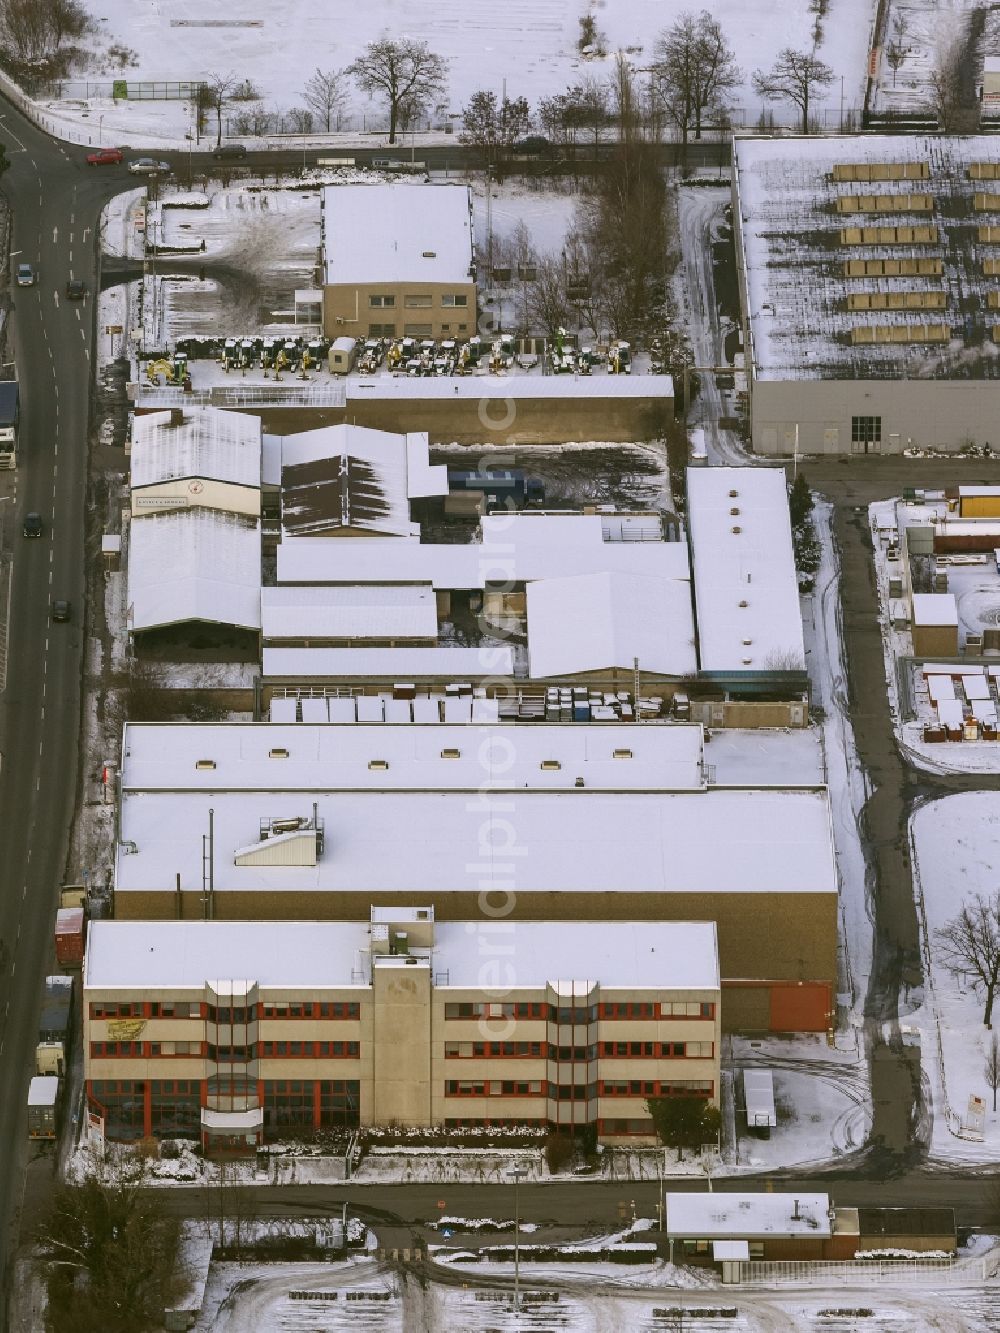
[
  {"left": 508, "top": 1164, "right": 528, "bottom": 1314},
  {"left": 98, "top": 114, "right": 104, "bottom": 146}
]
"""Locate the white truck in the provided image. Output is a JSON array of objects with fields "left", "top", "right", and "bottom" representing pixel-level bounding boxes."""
[{"left": 743, "top": 1068, "right": 777, "bottom": 1138}]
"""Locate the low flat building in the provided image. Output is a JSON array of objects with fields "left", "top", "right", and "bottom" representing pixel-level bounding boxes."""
[
  {"left": 84, "top": 910, "right": 720, "bottom": 1150},
  {"left": 321, "top": 183, "right": 477, "bottom": 340},
  {"left": 261, "top": 585, "right": 439, "bottom": 648},
  {"left": 112, "top": 721, "right": 838, "bottom": 1031},
  {"left": 664, "top": 1192, "right": 853, "bottom": 1262},
  {"left": 686, "top": 468, "right": 806, "bottom": 683}
]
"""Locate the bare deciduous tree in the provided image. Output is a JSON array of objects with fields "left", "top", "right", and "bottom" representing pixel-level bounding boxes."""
[
  {"left": 526, "top": 256, "right": 571, "bottom": 340},
  {"left": 460, "top": 89, "right": 531, "bottom": 173},
  {"left": 347, "top": 38, "right": 447, "bottom": 144},
  {"left": 752, "top": 47, "right": 835, "bottom": 134},
  {"left": 986, "top": 1031, "right": 1000, "bottom": 1111},
  {"left": 654, "top": 10, "right": 740, "bottom": 161},
  {"left": 203, "top": 71, "right": 238, "bottom": 148},
  {"left": 303, "top": 67, "right": 347, "bottom": 132},
  {"left": 929, "top": 36, "right": 962, "bottom": 130},
  {"left": 936, "top": 891, "right": 1000, "bottom": 1028}
]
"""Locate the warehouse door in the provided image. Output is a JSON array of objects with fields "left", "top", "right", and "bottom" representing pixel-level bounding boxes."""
[{"left": 769, "top": 983, "right": 830, "bottom": 1032}]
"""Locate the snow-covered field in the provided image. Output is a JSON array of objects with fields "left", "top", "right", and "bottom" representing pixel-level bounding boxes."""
[
  {"left": 911, "top": 792, "right": 1000, "bottom": 1164},
  {"left": 29, "top": 0, "right": 874, "bottom": 149}
]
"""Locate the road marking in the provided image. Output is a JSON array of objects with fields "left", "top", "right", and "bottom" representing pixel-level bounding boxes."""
[
  {"left": 53, "top": 290, "right": 59, "bottom": 310},
  {"left": 0, "top": 118, "right": 27, "bottom": 152},
  {"left": 83, "top": 226, "right": 90, "bottom": 243},
  {"left": 0, "top": 558, "right": 10, "bottom": 692},
  {"left": 52, "top": 226, "right": 58, "bottom": 244}
]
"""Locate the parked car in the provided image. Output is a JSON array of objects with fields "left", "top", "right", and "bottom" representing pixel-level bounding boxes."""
[
  {"left": 51, "top": 599, "right": 71, "bottom": 623},
  {"left": 128, "top": 157, "right": 171, "bottom": 176},
  {"left": 15, "top": 263, "right": 36, "bottom": 287},
  {"left": 85, "top": 148, "right": 124, "bottom": 166},
  {"left": 65, "top": 280, "right": 86, "bottom": 301},
  {"left": 23, "top": 511, "right": 42, "bottom": 538},
  {"left": 212, "top": 143, "right": 247, "bottom": 160}
]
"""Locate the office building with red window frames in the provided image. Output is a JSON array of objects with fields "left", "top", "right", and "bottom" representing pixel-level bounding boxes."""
[{"left": 83, "top": 908, "right": 719, "bottom": 1153}]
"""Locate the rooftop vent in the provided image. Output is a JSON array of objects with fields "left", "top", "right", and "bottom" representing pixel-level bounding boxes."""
[
  {"left": 730, "top": 507, "right": 740, "bottom": 516},
  {"left": 422, "top": 250, "right": 437, "bottom": 258},
  {"left": 742, "top": 638, "right": 752, "bottom": 646},
  {"left": 195, "top": 759, "right": 216, "bottom": 770},
  {"left": 739, "top": 600, "right": 749, "bottom": 608},
  {"left": 612, "top": 748, "right": 633, "bottom": 759},
  {"left": 540, "top": 760, "right": 561, "bottom": 771},
  {"left": 732, "top": 526, "right": 742, "bottom": 534},
  {"left": 368, "top": 759, "right": 389, "bottom": 771},
  {"left": 574, "top": 777, "right": 585, "bottom": 788},
  {"left": 269, "top": 748, "right": 289, "bottom": 759},
  {"left": 440, "top": 748, "right": 461, "bottom": 759},
  {"left": 729, "top": 489, "right": 738, "bottom": 498}
]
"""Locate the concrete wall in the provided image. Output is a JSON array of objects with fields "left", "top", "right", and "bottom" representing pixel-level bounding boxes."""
[
  {"left": 323, "top": 281, "right": 478, "bottom": 340},
  {"left": 750, "top": 377, "right": 1000, "bottom": 456},
  {"left": 371, "top": 962, "right": 432, "bottom": 1125},
  {"left": 237, "top": 391, "right": 674, "bottom": 445}
]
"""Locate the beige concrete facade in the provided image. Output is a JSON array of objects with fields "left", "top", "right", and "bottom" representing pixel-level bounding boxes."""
[
  {"left": 131, "top": 477, "right": 261, "bottom": 519},
  {"left": 83, "top": 915, "right": 721, "bottom": 1148},
  {"left": 322, "top": 280, "right": 478, "bottom": 341}
]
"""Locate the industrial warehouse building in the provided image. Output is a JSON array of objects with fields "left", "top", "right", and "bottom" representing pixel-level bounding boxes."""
[
  {"left": 733, "top": 135, "right": 1000, "bottom": 455},
  {"left": 321, "top": 183, "right": 478, "bottom": 341},
  {"left": 84, "top": 911, "right": 720, "bottom": 1149},
  {"left": 111, "top": 721, "right": 838, "bottom": 1032}
]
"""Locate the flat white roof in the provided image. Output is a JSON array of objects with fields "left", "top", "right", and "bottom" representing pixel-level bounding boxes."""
[
  {"left": 733, "top": 134, "right": 1000, "bottom": 382},
  {"left": 131, "top": 407, "right": 262, "bottom": 490},
  {"left": 85, "top": 918, "right": 719, "bottom": 992},
  {"left": 277, "top": 514, "right": 691, "bottom": 590},
  {"left": 121, "top": 721, "right": 708, "bottom": 793},
  {"left": 347, "top": 373, "right": 674, "bottom": 401},
  {"left": 261, "top": 584, "right": 438, "bottom": 642},
  {"left": 665, "top": 1193, "right": 831, "bottom": 1239},
  {"left": 115, "top": 786, "right": 837, "bottom": 899},
  {"left": 686, "top": 468, "right": 805, "bottom": 673},
  {"left": 127, "top": 510, "right": 261, "bottom": 632},
  {"left": 262, "top": 646, "right": 513, "bottom": 679},
  {"left": 322, "top": 183, "right": 474, "bottom": 287},
  {"left": 958, "top": 486, "right": 1000, "bottom": 497},
  {"left": 527, "top": 572, "right": 697, "bottom": 678},
  {"left": 912, "top": 592, "right": 958, "bottom": 626}
]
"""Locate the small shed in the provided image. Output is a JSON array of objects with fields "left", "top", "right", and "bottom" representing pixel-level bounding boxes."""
[
  {"left": 743, "top": 1068, "right": 777, "bottom": 1137},
  {"left": 911, "top": 593, "right": 958, "bottom": 658},
  {"left": 856, "top": 1207, "right": 957, "bottom": 1255},
  {"left": 327, "top": 336, "right": 357, "bottom": 375}
]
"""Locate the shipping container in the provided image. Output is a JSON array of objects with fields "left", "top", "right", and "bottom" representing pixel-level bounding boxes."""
[
  {"left": 54, "top": 907, "right": 85, "bottom": 967},
  {"left": 27, "top": 1075, "right": 59, "bottom": 1138},
  {"left": 743, "top": 1068, "right": 777, "bottom": 1137},
  {"left": 36, "top": 976, "right": 73, "bottom": 1076}
]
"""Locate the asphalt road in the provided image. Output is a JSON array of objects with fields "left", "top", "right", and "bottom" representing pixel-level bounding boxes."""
[{"left": 0, "top": 104, "right": 132, "bottom": 1325}]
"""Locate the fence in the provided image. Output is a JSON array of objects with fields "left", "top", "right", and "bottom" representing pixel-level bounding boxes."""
[
  {"left": 737, "top": 1258, "right": 982, "bottom": 1286},
  {"left": 137, "top": 383, "right": 347, "bottom": 409},
  {"left": 46, "top": 80, "right": 201, "bottom": 101}
]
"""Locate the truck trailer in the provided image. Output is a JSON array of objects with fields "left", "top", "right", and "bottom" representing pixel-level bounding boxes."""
[
  {"left": 28, "top": 1075, "right": 59, "bottom": 1139},
  {"left": 36, "top": 975, "right": 73, "bottom": 1076},
  {"left": 447, "top": 469, "right": 544, "bottom": 509},
  {"left": 0, "top": 381, "right": 19, "bottom": 468}
]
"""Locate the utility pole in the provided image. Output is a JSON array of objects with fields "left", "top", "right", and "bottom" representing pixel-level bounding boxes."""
[{"left": 508, "top": 1164, "right": 527, "bottom": 1313}]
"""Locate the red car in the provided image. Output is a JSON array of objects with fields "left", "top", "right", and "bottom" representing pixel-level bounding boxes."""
[{"left": 85, "top": 147, "right": 124, "bottom": 166}]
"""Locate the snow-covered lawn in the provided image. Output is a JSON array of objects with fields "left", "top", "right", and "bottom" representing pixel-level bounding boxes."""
[
  {"left": 911, "top": 792, "right": 1000, "bottom": 1164},
  {"left": 34, "top": 0, "right": 876, "bottom": 150}
]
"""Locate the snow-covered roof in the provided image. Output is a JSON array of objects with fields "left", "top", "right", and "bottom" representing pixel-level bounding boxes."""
[
  {"left": 277, "top": 515, "right": 691, "bottom": 590},
  {"left": 322, "top": 183, "right": 474, "bottom": 287},
  {"left": 912, "top": 592, "right": 958, "bottom": 626},
  {"left": 84, "top": 918, "right": 719, "bottom": 993},
  {"left": 280, "top": 425, "right": 445, "bottom": 538},
  {"left": 733, "top": 134, "right": 1000, "bottom": 382},
  {"left": 348, "top": 373, "right": 674, "bottom": 401},
  {"left": 261, "top": 584, "right": 438, "bottom": 642},
  {"left": 958, "top": 486, "right": 1000, "bottom": 497},
  {"left": 664, "top": 1192, "right": 832, "bottom": 1239},
  {"left": 262, "top": 646, "right": 512, "bottom": 680},
  {"left": 131, "top": 407, "right": 261, "bottom": 489},
  {"left": 686, "top": 468, "right": 805, "bottom": 673},
  {"left": 127, "top": 510, "right": 261, "bottom": 632},
  {"left": 527, "top": 572, "right": 697, "bottom": 678},
  {"left": 114, "top": 786, "right": 837, "bottom": 899},
  {"left": 120, "top": 721, "right": 708, "bottom": 793}
]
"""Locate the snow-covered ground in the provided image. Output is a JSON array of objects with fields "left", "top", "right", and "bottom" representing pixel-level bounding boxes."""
[
  {"left": 871, "top": 0, "right": 984, "bottom": 118},
  {"left": 911, "top": 792, "right": 1000, "bottom": 1165},
  {"left": 29, "top": 0, "right": 875, "bottom": 151}
]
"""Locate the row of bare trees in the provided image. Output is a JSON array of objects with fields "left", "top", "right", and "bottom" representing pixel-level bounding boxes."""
[{"left": 0, "top": 0, "right": 90, "bottom": 77}]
